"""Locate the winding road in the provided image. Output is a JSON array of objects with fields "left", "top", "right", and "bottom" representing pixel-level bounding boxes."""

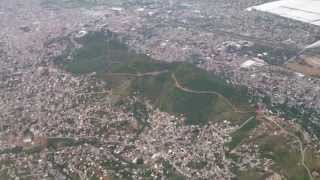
[
  {"left": 101, "top": 70, "right": 245, "bottom": 114},
  {"left": 106, "top": 70, "right": 169, "bottom": 77},
  {"left": 171, "top": 73, "right": 238, "bottom": 112},
  {"left": 171, "top": 67, "right": 314, "bottom": 180},
  {"left": 70, "top": 70, "right": 313, "bottom": 180},
  {"left": 264, "top": 116, "right": 313, "bottom": 180}
]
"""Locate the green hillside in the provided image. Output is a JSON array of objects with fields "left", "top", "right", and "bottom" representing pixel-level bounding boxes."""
[{"left": 55, "top": 31, "right": 254, "bottom": 125}]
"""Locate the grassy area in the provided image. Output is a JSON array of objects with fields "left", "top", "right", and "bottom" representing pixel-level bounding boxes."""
[
  {"left": 304, "top": 149, "right": 320, "bottom": 179},
  {"left": 55, "top": 30, "right": 320, "bottom": 180},
  {"left": 47, "top": 137, "right": 99, "bottom": 149},
  {"left": 102, "top": 158, "right": 155, "bottom": 180},
  {"left": 0, "top": 160, "right": 13, "bottom": 180},
  {"left": 227, "top": 114, "right": 320, "bottom": 180},
  {"left": 227, "top": 117, "right": 258, "bottom": 150},
  {"left": 258, "top": 135, "right": 310, "bottom": 180},
  {"left": 162, "top": 160, "right": 186, "bottom": 180},
  {"left": 55, "top": 31, "right": 254, "bottom": 126},
  {"left": 236, "top": 168, "right": 265, "bottom": 180},
  {"left": 186, "top": 160, "right": 207, "bottom": 170}
]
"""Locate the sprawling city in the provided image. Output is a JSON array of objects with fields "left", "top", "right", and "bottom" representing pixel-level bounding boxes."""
[{"left": 1, "top": 0, "right": 320, "bottom": 179}]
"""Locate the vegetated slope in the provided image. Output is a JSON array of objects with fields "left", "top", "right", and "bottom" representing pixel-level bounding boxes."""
[
  {"left": 55, "top": 31, "right": 254, "bottom": 125},
  {"left": 53, "top": 31, "right": 320, "bottom": 180}
]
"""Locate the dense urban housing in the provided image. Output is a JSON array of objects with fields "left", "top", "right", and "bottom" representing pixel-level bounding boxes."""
[{"left": 0, "top": 0, "right": 320, "bottom": 179}]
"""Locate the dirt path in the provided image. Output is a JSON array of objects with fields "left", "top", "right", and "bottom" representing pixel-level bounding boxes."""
[
  {"left": 79, "top": 70, "right": 312, "bottom": 179},
  {"left": 235, "top": 116, "right": 255, "bottom": 131},
  {"left": 171, "top": 73, "right": 238, "bottom": 112},
  {"left": 106, "top": 70, "right": 169, "bottom": 77},
  {"left": 105, "top": 71, "right": 242, "bottom": 113},
  {"left": 264, "top": 116, "right": 313, "bottom": 180}
]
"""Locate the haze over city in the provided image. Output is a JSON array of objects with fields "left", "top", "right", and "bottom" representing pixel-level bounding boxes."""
[{"left": 0, "top": 0, "right": 320, "bottom": 179}]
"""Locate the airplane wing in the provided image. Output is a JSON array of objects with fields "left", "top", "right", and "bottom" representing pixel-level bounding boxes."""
[{"left": 248, "top": 0, "right": 320, "bottom": 26}]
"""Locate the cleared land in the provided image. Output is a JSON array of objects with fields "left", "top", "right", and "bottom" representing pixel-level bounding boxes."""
[{"left": 287, "top": 55, "right": 320, "bottom": 77}]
